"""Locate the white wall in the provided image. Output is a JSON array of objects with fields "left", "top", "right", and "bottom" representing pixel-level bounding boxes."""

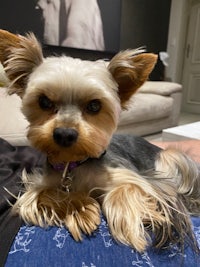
[{"left": 166, "top": 0, "right": 190, "bottom": 82}]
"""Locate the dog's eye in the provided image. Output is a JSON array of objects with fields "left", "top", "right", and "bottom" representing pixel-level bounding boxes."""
[
  {"left": 86, "top": 99, "right": 101, "bottom": 114},
  {"left": 39, "top": 95, "right": 54, "bottom": 110}
]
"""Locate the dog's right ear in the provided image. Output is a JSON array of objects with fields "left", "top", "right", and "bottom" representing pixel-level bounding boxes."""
[
  {"left": 0, "top": 30, "right": 43, "bottom": 97},
  {"left": 108, "top": 49, "right": 157, "bottom": 109}
]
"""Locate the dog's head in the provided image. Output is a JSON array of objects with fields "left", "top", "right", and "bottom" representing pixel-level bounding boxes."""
[{"left": 0, "top": 30, "right": 157, "bottom": 163}]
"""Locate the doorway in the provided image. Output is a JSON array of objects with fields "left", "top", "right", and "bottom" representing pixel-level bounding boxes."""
[{"left": 182, "top": 0, "right": 200, "bottom": 114}]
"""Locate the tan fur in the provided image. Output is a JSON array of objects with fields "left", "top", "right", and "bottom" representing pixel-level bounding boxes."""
[
  {"left": 1, "top": 29, "right": 199, "bottom": 252},
  {"left": 22, "top": 88, "right": 118, "bottom": 163},
  {"left": 155, "top": 148, "right": 200, "bottom": 216},
  {"left": 102, "top": 168, "right": 171, "bottom": 251},
  {"left": 13, "top": 170, "right": 101, "bottom": 241},
  {"left": 108, "top": 49, "right": 158, "bottom": 107},
  {"left": 0, "top": 30, "right": 43, "bottom": 96},
  {"left": 102, "top": 167, "right": 194, "bottom": 251}
]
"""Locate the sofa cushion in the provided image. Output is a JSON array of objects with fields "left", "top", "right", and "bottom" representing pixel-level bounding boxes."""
[
  {"left": 119, "top": 93, "right": 173, "bottom": 126},
  {"left": 139, "top": 81, "right": 182, "bottom": 96},
  {"left": 0, "top": 88, "right": 29, "bottom": 145}
]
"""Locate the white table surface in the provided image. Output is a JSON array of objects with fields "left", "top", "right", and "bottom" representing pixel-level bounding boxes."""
[{"left": 162, "top": 121, "right": 200, "bottom": 141}]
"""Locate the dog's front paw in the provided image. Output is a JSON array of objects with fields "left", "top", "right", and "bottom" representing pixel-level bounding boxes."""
[
  {"left": 64, "top": 192, "right": 101, "bottom": 241},
  {"left": 12, "top": 188, "right": 68, "bottom": 226},
  {"left": 13, "top": 189, "right": 101, "bottom": 241}
]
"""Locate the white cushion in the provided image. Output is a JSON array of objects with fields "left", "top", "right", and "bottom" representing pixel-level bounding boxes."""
[
  {"left": 119, "top": 93, "right": 173, "bottom": 126},
  {"left": 139, "top": 81, "right": 182, "bottom": 96},
  {"left": 0, "top": 88, "right": 29, "bottom": 145}
]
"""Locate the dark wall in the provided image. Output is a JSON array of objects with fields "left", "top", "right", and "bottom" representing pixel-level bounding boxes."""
[
  {"left": 97, "top": 0, "right": 122, "bottom": 52},
  {"left": 121, "top": 0, "right": 171, "bottom": 51},
  {"left": 0, "top": 0, "right": 43, "bottom": 41},
  {"left": 120, "top": 0, "right": 171, "bottom": 80}
]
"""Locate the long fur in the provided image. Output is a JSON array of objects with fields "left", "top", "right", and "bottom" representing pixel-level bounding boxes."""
[
  {"left": 0, "top": 30, "right": 199, "bottom": 253},
  {"left": 155, "top": 148, "right": 200, "bottom": 216}
]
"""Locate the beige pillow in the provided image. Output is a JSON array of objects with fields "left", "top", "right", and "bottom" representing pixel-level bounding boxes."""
[
  {"left": 0, "top": 87, "right": 29, "bottom": 146},
  {"left": 139, "top": 81, "right": 182, "bottom": 96}
]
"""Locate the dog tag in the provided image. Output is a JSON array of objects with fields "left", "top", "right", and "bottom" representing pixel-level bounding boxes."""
[{"left": 61, "top": 163, "right": 73, "bottom": 192}]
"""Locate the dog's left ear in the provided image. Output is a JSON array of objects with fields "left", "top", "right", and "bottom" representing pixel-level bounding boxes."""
[
  {"left": 108, "top": 50, "right": 158, "bottom": 108},
  {"left": 0, "top": 29, "right": 43, "bottom": 97}
]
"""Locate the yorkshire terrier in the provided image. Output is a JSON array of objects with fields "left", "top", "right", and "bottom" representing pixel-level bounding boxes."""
[{"left": 0, "top": 29, "right": 200, "bottom": 252}]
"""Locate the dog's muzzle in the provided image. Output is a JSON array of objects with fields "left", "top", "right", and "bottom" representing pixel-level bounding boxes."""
[{"left": 53, "top": 127, "right": 78, "bottom": 147}]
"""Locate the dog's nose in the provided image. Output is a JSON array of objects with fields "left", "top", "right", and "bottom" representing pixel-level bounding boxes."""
[{"left": 53, "top": 128, "right": 78, "bottom": 147}]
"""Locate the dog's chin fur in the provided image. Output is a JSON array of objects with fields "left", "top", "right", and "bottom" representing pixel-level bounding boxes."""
[{"left": 0, "top": 29, "right": 199, "bottom": 253}]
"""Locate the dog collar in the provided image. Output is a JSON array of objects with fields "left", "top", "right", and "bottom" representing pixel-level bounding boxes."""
[
  {"left": 48, "top": 151, "right": 106, "bottom": 192},
  {"left": 51, "top": 160, "right": 87, "bottom": 173},
  {"left": 49, "top": 150, "right": 106, "bottom": 173},
  {"left": 48, "top": 158, "right": 89, "bottom": 192}
]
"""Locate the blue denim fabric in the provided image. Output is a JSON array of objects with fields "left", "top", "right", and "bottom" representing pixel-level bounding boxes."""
[{"left": 5, "top": 216, "right": 200, "bottom": 267}]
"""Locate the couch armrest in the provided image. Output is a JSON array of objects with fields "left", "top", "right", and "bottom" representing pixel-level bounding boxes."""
[
  {"left": 169, "top": 91, "right": 182, "bottom": 126},
  {"left": 139, "top": 81, "right": 182, "bottom": 96}
]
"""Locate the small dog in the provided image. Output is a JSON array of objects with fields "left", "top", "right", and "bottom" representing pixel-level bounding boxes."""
[{"left": 0, "top": 29, "right": 199, "bottom": 252}]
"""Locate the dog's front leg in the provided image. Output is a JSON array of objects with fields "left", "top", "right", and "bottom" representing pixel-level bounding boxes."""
[
  {"left": 102, "top": 167, "right": 175, "bottom": 252},
  {"left": 12, "top": 169, "right": 101, "bottom": 240}
]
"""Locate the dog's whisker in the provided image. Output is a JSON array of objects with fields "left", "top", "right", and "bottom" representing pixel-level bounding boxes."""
[
  {"left": 2, "top": 187, "right": 23, "bottom": 208},
  {"left": 3, "top": 187, "right": 18, "bottom": 200}
]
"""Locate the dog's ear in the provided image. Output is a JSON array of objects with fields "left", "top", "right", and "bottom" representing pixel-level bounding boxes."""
[
  {"left": 0, "top": 29, "right": 43, "bottom": 97},
  {"left": 108, "top": 49, "right": 158, "bottom": 108}
]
